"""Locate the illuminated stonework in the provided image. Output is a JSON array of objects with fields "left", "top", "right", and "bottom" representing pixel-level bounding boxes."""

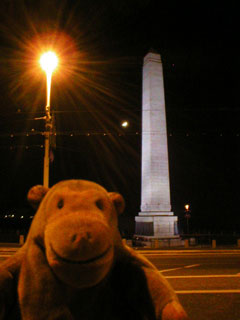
[{"left": 135, "top": 51, "right": 178, "bottom": 238}]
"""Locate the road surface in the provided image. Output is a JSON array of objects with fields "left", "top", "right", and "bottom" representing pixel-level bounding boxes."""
[
  {"left": 1, "top": 246, "right": 240, "bottom": 319},
  {"left": 139, "top": 249, "right": 240, "bottom": 320}
]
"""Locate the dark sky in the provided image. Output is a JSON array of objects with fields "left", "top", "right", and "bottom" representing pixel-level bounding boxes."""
[{"left": 0, "top": 0, "right": 239, "bottom": 234}]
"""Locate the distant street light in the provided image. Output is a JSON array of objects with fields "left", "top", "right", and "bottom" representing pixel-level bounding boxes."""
[
  {"left": 40, "top": 51, "right": 58, "bottom": 188},
  {"left": 121, "top": 121, "right": 129, "bottom": 128},
  {"left": 184, "top": 204, "right": 191, "bottom": 234}
]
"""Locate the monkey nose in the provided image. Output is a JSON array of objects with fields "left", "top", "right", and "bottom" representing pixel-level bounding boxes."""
[{"left": 71, "top": 231, "right": 92, "bottom": 244}]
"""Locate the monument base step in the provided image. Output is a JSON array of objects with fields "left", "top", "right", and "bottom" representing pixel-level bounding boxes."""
[{"left": 139, "top": 211, "right": 174, "bottom": 216}]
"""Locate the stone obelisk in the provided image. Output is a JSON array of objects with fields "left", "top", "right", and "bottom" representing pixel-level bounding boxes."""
[{"left": 135, "top": 50, "right": 178, "bottom": 239}]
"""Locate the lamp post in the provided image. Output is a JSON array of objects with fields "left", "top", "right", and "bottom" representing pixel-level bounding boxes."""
[
  {"left": 184, "top": 204, "right": 191, "bottom": 234},
  {"left": 40, "top": 51, "right": 58, "bottom": 188}
]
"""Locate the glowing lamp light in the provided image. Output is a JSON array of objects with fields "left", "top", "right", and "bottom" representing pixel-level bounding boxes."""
[
  {"left": 185, "top": 204, "right": 190, "bottom": 211},
  {"left": 121, "top": 121, "right": 129, "bottom": 128},
  {"left": 40, "top": 51, "right": 58, "bottom": 74},
  {"left": 40, "top": 51, "right": 58, "bottom": 108}
]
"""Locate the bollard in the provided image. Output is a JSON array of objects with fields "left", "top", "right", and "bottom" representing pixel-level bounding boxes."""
[
  {"left": 126, "top": 239, "right": 133, "bottom": 247},
  {"left": 237, "top": 239, "right": 240, "bottom": 248},
  {"left": 154, "top": 239, "right": 159, "bottom": 249},
  {"left": 184, "top": 239, "right": 189, "bottom": 248},
  {"left": 122, "top": 238, "right": 127, "bottom": 246},
  {"left": 151, "top": 239, "right": 154, "bottom": 248},
  {"left": 19, "top": 235, "right": 24, "bottom": 245},
  {"left": 212, "top": 239, "right": 216, "bottom": 249}
]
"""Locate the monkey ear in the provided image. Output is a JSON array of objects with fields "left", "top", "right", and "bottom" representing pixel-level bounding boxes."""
[
  {"left": 108, "top": 192, "right": 125, "bottom": 215},
  {"left": 27, "top": 185, "right": 49, "bottom": 210}
]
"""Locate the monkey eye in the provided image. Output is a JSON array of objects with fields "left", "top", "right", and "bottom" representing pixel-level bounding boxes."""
[
  {"left": 57, "top": 199, "right": 64, "bottom": 209},
  {"left": 96, "top": 199, "right": 104, "bottom": 211}
]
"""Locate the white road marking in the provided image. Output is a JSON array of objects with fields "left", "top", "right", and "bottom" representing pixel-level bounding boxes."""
[
  {"left": 176, "top": 289, "right": 240, "bottom": 294},
  {"left": 160, "top": 267, "right": 183, "bottom": 273},
  {"left": 139, "top": 249, "right": 240, "bottom": 254},
  {"left": 165, "top": 274, "right": 240, "bottom": 278},
  {"left": 184, "top": 264, "right": 200, "bottom": 269},
  {"left": 143, "top": 252, "right": 240, "bottom": 256},
  {"left": 160, "top": 264, "right": 200, "bottom": 273}
]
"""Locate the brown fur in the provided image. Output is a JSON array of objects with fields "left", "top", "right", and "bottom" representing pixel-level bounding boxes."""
[{"left": 0, "top": 180, "right": 188, "bottom": 319}]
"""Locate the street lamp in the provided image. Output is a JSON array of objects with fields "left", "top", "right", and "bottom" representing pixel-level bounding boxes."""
[
  {"left": 121, "top": 121, "right": 129, "bottom": 128},
  {"left": 40, "top": 51, "right": 58, "bottom": 188},
  {"left": 184, "top": 204, "right": 191, "bottom": 234}
]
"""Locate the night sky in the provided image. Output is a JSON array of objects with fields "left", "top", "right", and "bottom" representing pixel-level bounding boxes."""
[{"left": 0, "top": 0, "right": 239, "bottom": 235}]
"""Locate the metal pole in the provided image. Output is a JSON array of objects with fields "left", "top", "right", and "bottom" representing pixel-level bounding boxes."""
[
  {"left": 43, "top": 107, "right": 52, "bottom": 188},
  {"left": 43, "top": 63, "right": 53, "bottom": 188},
  {"left": 43, "top": 129, "right": 50, "bottom": 188}
]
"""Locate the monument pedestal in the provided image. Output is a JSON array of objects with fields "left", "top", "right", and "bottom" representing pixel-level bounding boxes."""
[
  {"left": 135, "top": 213, "right": 179, "bottom": 238},
  {"left": 134, "top": 213, "right": 181, "bottom": 247}
]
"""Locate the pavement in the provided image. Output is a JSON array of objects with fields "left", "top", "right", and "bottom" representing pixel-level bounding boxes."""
[{"left": 0, "top": 243, "right": 22, "bottom": 247}]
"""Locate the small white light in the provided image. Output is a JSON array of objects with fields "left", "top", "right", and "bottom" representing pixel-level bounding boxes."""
[{"left": 121, "top": 121, "right": 128, "bottom": 128}]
